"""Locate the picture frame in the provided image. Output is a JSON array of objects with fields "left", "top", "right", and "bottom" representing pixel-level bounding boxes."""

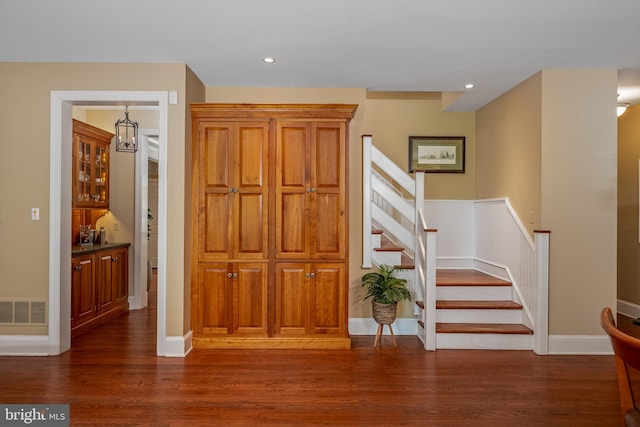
[{"left": 408, "top": 136, "right": 465, "bottom": 173}]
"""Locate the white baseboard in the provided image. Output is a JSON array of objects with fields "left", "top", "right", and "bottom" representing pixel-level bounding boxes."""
[
  {"left": 0, "top": 335, "right": 50, "bottom": 356},
  {"left": 164, "top": 330, "right": 192, "bottom": 357},
  {"left": 349, "top": 318, "right": 418, "bottom": 335},
  {"left": 548, "top": 335, "right": 612, "bottom": 355}
]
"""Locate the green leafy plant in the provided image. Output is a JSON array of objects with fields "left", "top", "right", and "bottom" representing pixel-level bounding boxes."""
[{"left": 361, "top": 264, "right": 411, "bottom": 305}]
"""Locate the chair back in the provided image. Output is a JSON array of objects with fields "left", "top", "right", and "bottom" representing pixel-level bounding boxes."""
[{"left": 601, "top": 307, "right": 640, "bottom": 426}]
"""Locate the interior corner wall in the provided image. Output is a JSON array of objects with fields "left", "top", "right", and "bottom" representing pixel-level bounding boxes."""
[
  {"left": 618, "top": 104, "right": 640, "bottom": 306},
  {"left": 476, "top": 72, "right": 542, "bottom": 237},
  {"left": 541, "top": 69, "right": 618, "bottom": 335},
  {"left": 0, "top": 62, "right": 188, "bottom": 339},
  {"left": 183, "top": 67, "right": 206, "bottom": 335}
]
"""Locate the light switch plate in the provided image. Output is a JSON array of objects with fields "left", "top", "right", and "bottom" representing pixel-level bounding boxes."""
[{"left": 31, "top": 208, "right": 39, "bottom": 221}]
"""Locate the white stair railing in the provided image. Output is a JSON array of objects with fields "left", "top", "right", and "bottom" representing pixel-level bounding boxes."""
[{"left": 362, "top": 135, "right": 425, "bottom": 316}]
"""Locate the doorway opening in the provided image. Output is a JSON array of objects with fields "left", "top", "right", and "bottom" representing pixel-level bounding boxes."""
[{"left": 49, "top": 91, "right": 169, "bottom": 356}]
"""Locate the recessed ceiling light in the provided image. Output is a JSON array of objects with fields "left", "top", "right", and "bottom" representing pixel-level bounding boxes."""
[
  {"left": 262, "top": 57, "right": 276, "bottom": 63},
  {"left": 464, "top": 83, "right": 475, "bottom": 89}
]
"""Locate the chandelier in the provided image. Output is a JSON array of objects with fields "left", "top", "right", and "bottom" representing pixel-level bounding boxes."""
[{"left": 115, "top": 106, "right": 138, "bottom": 152}]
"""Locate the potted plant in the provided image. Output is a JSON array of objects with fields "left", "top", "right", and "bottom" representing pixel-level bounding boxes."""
[{"left": 361, "top": 264, "right": 411, "bottom": 325}]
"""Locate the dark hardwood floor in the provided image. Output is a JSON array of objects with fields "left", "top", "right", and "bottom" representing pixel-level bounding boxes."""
[{"left": 0, "top": 274, "right": 635, "bottom": 426}]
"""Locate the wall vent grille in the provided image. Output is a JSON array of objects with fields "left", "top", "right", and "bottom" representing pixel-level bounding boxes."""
[{"left": 0, "top": 300, "right": 47, "bottom": 325}]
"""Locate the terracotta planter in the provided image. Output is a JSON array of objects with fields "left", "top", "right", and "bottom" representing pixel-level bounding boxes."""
[{"left": 372, "top": 301, "right": 398, "bottom": 325}]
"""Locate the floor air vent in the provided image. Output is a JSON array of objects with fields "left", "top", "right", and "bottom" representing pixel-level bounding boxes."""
[{"left": 0, "top": 300, "right": 47, "bottom": 324}]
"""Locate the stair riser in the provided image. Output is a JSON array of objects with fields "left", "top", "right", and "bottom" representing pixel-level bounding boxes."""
[
  {"left": 436, "top": 286, "right": 512, "bottom": 301},
  {"left": 372, "top": 251, "right": 402, "bottom": 267},
  {"left": 436, "top": 333, "right": 534, "bottom": 350},
  {"left": 436, "top": 309, "right": 523, "bottom": 324}
]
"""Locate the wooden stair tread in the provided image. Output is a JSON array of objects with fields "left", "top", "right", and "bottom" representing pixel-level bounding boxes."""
[
  {"left": 436, "top": 269, "right": 511, "bottom": 286},
  {"left": 436, "top": 300, "right": 522, "bottom": 310},
  {"left": 436, "top": 323, "right": 532, "bottom": 334},
  {"left": 415, "top": 300, "right": 425, "bottom": 309}
]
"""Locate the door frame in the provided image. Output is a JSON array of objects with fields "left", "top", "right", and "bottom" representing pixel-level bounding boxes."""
[{"left": 49, "top": 91, "right": 169, "bottom": 355}]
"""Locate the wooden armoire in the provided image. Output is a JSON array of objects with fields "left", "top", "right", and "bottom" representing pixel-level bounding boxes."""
[{"left": 190, "top": 104, "right": 357, "bottom": 349}]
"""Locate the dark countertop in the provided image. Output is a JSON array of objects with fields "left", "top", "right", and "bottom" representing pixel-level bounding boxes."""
[{"left": 72, "top": 242, "right": 131, "bottom": 256}]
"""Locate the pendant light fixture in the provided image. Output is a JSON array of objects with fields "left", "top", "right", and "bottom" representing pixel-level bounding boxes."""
[{"left": 115, "top": 106, "right": 138, "bottom": 152}]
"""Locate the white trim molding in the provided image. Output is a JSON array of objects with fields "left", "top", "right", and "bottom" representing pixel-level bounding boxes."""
[
  {"left": 548, "top": 335, "right": 612, "bottom": 355},
  {"left": 48, "top": 90, "right": 170, "bottom": 356},
  {"left": 164, "top": 331, "right": 193, "bottom": 357},
  {"left": 0, "top": 335, "right": 50, "bottom": 356}
]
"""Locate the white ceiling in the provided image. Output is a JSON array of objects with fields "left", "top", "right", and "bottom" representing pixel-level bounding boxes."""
[{"left": 2, "top": 0, "right": 640, "bottom": 111}]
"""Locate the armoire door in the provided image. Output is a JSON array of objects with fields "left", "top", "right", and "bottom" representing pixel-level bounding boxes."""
[
  {"left": 196, "top": 121, "right": 269, "bottom": 261},
  {"left": 197, "top": 262, "right": 268, "bottom": 336},
  {"left": 275, "top": 121, "right": 346, "bottom": 260},
  {"left": 275, "top": 262, "right": 346, "bottom": 335}
]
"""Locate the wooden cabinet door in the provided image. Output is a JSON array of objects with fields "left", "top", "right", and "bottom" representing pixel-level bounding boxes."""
[
  {"left": 310, "top": 263, "right": 346, "bottom": 335},
  {"left": 310, "top": 123, "right": 347, "bottom": 259},
  {"left": 71, "top": 254, "right": 96, "bottom": 327},
  {"left": 275, "top": 263, "right": 308, "bottom": 335},
  {"left": 72, "top": 120, "right": 112, "bottom": 209},
  {"left": 111, "top": 247, "right": 128, "bottom": 306},
  {"left": 275, "top": 121, "right": 346, "bottom": 259},
  {"left": 197, "top": 263, "right": 268, "bottom": 336},
  {"left": 95, "top": 252, "right": 114, "bottom": 314},
  {"left": 275, "top": 122, "right": 311, "bottom": 259},
  {"left": 275, "top": 263, "right": 345, "bottom": 336},
  {"left": 197, "top": 121, "right": 269, "bottom": 261}
]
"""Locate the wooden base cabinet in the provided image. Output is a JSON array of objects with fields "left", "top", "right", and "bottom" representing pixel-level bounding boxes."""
[
  {"left": 71, "top": 244, "right": 130, "bottom": 338},
  {"left": 191, "top": 104, "right": 356, "bottom": 349},
  {"left": 275, "top": 263, "right": 346, "bottom": 336},
  {"left": 195, "top": 263, "right": 268, "bottom": 337}
]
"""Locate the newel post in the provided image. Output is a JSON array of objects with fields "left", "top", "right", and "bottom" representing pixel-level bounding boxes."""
[
  {"left": 534, "top": 230, "right": 551, "bottom": 355},
  {"left": 362, "top": 135, "right": 373, "bottom": 268}
]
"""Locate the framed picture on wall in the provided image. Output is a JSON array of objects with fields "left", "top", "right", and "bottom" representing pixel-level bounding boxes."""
[{"left": 408, "top": 136, "right": 465, "bottom": 173}]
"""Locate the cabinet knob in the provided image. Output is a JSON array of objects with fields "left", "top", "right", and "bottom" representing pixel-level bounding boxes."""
[
  {"left": 73, "top": 265, "right": 82, "bottom": 271},
  {"left": 113, "top": 257, "right": 118, "bottom": 262},
  {"left": 305, "top": 272, "right": 311, "bottom": 278},
  {"left": 311, "top": 188, "right": 316, "bottom": 193},
  {"left": 228, "top": 188, "right": 234, "bottom": 193},
  {"left": 233, "top": 272, "right": 238, "bottom": 278},
  {"left": 227, "top": 273, "right": 233, "bottom": 278},
  {"left": 234, "top": 188, "right": 239, "bottom": 193},
  {"left": 305, "top": 188, "right": 310, "bottom": 193},
  {"left": 310, "top": 273, "right": 316, "bottom": 278}
]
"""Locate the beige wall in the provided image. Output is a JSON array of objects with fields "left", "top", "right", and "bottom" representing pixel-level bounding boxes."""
[
  {"left": 541, "top": 70, "right": 618, "bottom": 335},
  {"left": 477, "top": 70, "right": 618, "bottom": 335},
  {"left": 617, "top": 104, "right": 640, "bottom": 304},
  {"left": 364, "top": 93, "right": 476, "bottom": 200},
  {"left": 477, "top": 72, "right": 542, "bottom": 235},
  {"left": 0, "top": 62, "right": 192, "bottom": 337}
]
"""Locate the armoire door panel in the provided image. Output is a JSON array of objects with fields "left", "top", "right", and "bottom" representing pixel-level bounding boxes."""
[
  {"left": 312, "top": 264, "right": 345, "bottom": 333},
  {"left": 276, "top": 193, "right": 308, "bottom": 258},
  {"left": 233, "top": 263, "right": 268, "bottom": 335},
  {"left": 236, "top": 193, "right": 267, "bottom": 258},
  {"left": 313, "top": 124, "right": 344, "bottom": 190},
  {"left": 199, "top": 264, "right": 232, "bottom": 335},
  {"left": 202, "top": 124, "right": 231, "bottom": 189},
  {"left": 276, "top": 123, "right": 308, "bottom": 189},
  {"left": 275, "top": 264, "right": 308, "bottom": 335},
  {"left": 312, "top": 193, "right": 345, "bottom": 257},
  {"left": 202, "top": 193, "right": 231, "bottom": 258},
  {"left": 238, "top": 125, "right": 268, "bottom": 189}
]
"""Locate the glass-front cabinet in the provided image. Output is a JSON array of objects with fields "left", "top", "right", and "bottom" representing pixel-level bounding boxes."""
[{"left": 72, "top": 119, "right": 113, "bottom": 209}]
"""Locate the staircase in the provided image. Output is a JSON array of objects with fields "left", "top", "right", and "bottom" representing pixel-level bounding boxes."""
[
  {"left": 362, "top": 135, "right": 550, "bottom": 353},
  {"left": 372, "top": 233, "right": 534, "bottom": 350}
]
